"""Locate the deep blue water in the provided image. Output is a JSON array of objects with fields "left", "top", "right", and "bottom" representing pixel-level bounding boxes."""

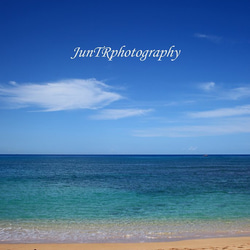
[{"left": 0, "top": 155, "right": 250, "bottom": 242}]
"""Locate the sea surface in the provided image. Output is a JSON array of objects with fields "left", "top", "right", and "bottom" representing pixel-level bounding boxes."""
[{"left": 0, "top": 154, "right": 249, "bottom": 243}]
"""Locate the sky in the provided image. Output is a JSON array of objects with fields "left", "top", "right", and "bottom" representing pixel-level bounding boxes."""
[{"left": 0, "top": 0, "right": 250, "bottom": 154}]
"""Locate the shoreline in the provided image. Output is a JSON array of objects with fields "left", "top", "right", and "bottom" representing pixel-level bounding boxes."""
[
  {"left": 1, "top": 237, "right": 250, "bottom": 250},
  {"left": 1, "top": 219, "right": 249, "bottom": 243}
]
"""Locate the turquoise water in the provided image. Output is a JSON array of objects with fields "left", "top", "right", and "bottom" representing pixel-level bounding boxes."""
[{"left": 0, "top": 155, "right": 249, "bottom": 242}]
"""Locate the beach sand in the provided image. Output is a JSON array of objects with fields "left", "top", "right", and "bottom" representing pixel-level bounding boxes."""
[{"left": 1, "top": 237, "right": 250, "bottom": 250}]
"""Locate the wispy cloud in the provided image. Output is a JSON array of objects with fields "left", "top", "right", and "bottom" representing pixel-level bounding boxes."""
[
  {"left": 198, "top": 82, "right": 250, "bottom": 100},
  {"left": 0, "top": 79, "right": 122, "bottom": 111},
  {"left": 199, "top": 82, "right": 215, "bottom": 91},
  {"left": 189, "top": 105, "right": 250, "bottom": 118},
  {"left": 164, "top": 100, "right": 196, "bottom": 107},
  {"left": 194, "top": 33, "right": 222, "bottom": 43},
  {"left": 223, "top": 87, "right": 250, "bottom": 100},
  {"left": 133, "top": 117, "right": 250, "bottom": 138},
  {"left": 188, "top": 146, "right": 198, "bottom": 151},
  {"left": 90, "top": 108, "right": 153, "bottom": 120}
]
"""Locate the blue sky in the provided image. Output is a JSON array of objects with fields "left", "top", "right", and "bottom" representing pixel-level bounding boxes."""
[{"left": 0, "top": 0, "right": 250, "bottom": 154}]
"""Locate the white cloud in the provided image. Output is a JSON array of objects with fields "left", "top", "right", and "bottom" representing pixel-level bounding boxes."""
[
  {"left": 9, "top": 81, "right": 17, "bottom": 86},
  {"left": 198, "top": 82, "right": 250, "bottom": 100},
  {"left": 199, "top": 82, "right": 215, "bottom": 91},
  {"left": 90, "top": 108, "right": 153, "bottom": 120},
  {"left": 0, "top": 79, "right": 122, "bottom": 111},
  {"left": 164, "top": 100, "right": 196, "bottom": 106},
  {"left": 133, "top": 117, "right": 250, "bottom": 138},
  {"left": 223, "top": 87, "right": 250, "bottom": 100},
  {"left": 189, "top": 105, "right": 250, "bottom": 118},
  {"left": 194, "top": 33, "right": 222, "bottom": 43},
  {"left": 188, "top": 146, "right": 197, "bottom": 151}
]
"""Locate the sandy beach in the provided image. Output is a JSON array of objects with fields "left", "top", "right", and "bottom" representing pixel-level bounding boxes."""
[{"left": 1, "top": 237, "right": 250, "bottom": 250}]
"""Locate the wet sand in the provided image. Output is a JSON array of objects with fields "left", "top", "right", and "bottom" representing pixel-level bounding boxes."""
[{"left": 1, "top": 237, "right": 250, "bottom": 250}]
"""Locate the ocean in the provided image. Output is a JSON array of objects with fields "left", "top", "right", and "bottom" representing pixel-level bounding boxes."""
[{"left": 0, "top": 155, "right": 249, "bottom": 243}]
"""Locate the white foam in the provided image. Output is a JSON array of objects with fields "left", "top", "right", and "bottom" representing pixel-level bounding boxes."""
[{"left": 0, "top": 219, "right": 250, "bottom": 243}]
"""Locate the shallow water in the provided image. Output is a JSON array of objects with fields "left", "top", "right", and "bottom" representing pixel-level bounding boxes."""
[{"left": 0, "top": 155, "right": 249, "bottom": 242}]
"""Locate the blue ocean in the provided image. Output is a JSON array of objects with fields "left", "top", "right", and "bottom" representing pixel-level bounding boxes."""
[{"left": 0, "top": 155, "right": 249, "bottom": 243}]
